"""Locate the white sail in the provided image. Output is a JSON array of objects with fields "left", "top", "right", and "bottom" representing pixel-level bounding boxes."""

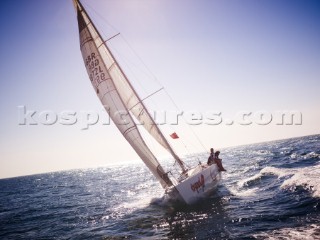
[
  {"left": 75, "top": 1, "right": 186, "bottom": 173},
  {"left": 75, "top": 1, "right": 173, "bottom": 188}
]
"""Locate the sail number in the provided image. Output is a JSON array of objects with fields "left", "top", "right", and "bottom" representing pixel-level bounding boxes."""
[{"left": 85, "top": 53, "right": 106, "bottom": 85}]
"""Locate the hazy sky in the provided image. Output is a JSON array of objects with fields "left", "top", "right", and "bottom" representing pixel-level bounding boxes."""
[{"left": 0, "top": 0, "right": 319, "bottom": 179}]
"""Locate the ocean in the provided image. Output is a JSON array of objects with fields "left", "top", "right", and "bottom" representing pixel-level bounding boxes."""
[{"left": 0, "top": 134, "right": 319, "bottom": 239}]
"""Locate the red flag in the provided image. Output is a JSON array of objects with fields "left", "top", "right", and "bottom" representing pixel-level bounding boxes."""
[{"left": 170, "top": 132, "right": 179, "bottom": 139}]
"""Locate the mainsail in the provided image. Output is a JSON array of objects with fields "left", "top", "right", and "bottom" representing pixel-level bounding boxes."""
[{"left": 74, "top": 0, "right": 186, "bottom": 188}]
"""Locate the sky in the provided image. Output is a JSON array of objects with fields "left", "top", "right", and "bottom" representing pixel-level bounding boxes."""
[{"left": 0, "top": 0, "right": 319, "bottom": 179}]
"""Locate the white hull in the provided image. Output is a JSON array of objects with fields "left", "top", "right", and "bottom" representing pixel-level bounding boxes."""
[{"left": 168, "top": 163, "right": 222, "bottom": 204}]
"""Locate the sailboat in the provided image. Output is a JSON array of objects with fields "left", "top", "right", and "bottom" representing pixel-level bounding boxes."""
[{"left": 73, "top": 0, "right": 222, "bottom": 204}]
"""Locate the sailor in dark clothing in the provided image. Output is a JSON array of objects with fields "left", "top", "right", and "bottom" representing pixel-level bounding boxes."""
[{"left": 207, "top": 148, "right": 214, "bottom": 165}]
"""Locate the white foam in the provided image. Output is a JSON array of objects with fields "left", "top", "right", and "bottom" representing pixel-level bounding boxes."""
[
  {"left": 253, "top": 224, "right": 320, "bottom": 240},
  {"left": 290, "top": 153, "right": 299, "bottom": 159},
  {"left": 260, "top": 166, "right": 295, "bottom": 178},
  {"left": 304, "top": 151, "right": 320, "bottom": 159},
  {"left": 228, "top": 186, "right": 259, "bottom": 197},
  {"left": 237, "top": 173, "right": 262, "bottom": 188},
  {"left": 289, "top": 151, "right": 320, "bottom": 160}
]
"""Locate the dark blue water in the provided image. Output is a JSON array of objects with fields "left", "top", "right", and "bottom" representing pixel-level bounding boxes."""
[{"left": 1, "top": 135, "right": 320, "bottom": 239}]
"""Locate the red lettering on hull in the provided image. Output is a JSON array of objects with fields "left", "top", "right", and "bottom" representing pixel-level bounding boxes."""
[{"left": 190, "top": 174, "right": 205, "bottom": 193}]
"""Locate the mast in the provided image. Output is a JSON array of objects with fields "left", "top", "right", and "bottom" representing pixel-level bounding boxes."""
[{"left": 76, "top": 0, "right": 186, "bottom": 173}]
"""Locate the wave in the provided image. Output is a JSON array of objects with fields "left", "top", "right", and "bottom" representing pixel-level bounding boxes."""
[
  {"left": 235, "top": 161, "right": 320, "bottom": 198},
  {"left": 260, "top": 165, "right": 320, "bottom": 198},
  {"left": 236, "top": 166, "right": 290, "bottom": 188},
  {"left": 253, "top": 224, "right": 320, "bottom": 240}
]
